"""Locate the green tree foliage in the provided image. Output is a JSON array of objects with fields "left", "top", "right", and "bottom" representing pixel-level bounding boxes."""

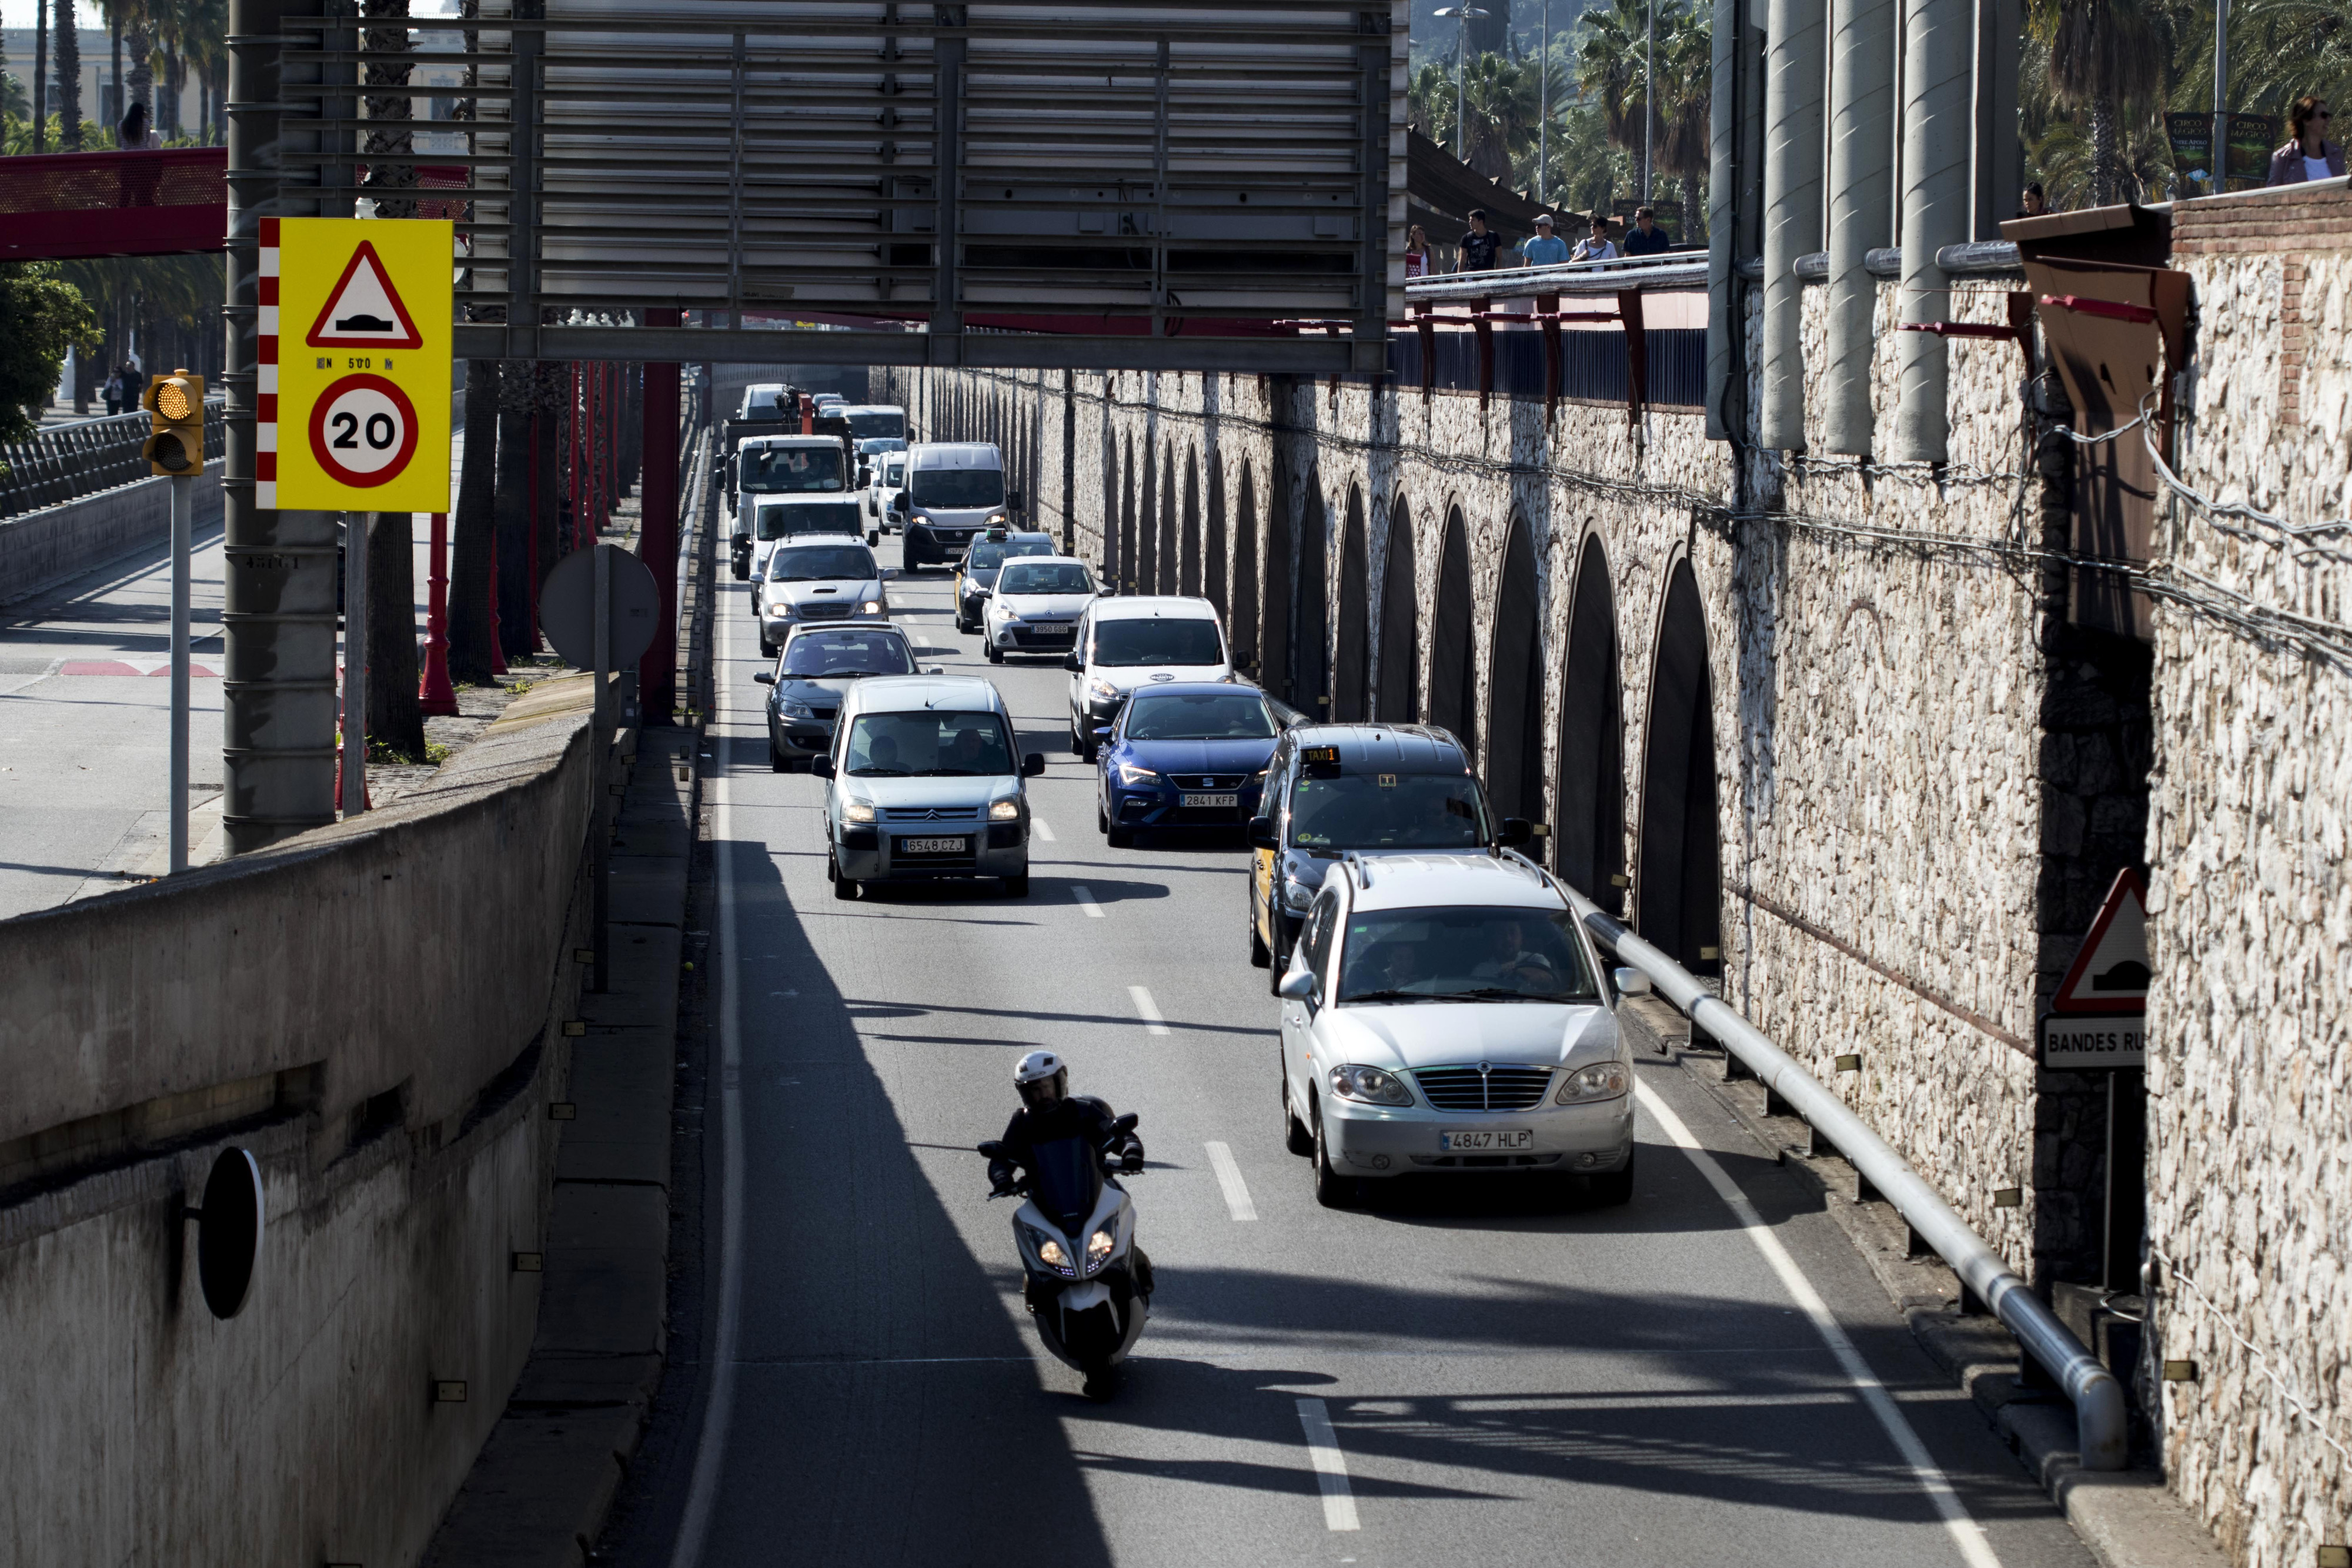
[{"left": 0, "top": 264, "right": 101, "bottom": 444}]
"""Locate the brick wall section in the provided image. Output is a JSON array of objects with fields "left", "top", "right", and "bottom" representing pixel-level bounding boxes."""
[{"left": 2171, "top": 182, "right": 2351, "bottom": 426}]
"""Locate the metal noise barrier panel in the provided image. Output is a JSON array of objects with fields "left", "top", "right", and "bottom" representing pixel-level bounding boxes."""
[
  {"left": 1554, "top": 877, "right": 2132, "bottom": 1472},
  {"left": 281, "top": 1, "right": 1405, "bottom": 352}
]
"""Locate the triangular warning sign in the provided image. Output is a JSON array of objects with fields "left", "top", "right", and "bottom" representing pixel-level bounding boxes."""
[
  {"left": 306, "top": 240, "right": 425, "bottom": 349},
  {"left": 2052, "top": 869, "right": 2150, "bottom": 1014}
]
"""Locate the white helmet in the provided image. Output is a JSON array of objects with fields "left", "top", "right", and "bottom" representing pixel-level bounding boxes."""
[{"left": 1014, "top": 1049, "right": 1068, "bottom": 1111}]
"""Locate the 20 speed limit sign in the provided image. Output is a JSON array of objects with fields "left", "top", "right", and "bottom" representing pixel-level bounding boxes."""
[{"left": 260, "top": 217, "right": 453, "bottom": 511}]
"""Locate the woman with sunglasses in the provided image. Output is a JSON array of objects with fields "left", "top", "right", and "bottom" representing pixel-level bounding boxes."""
[{"left": 2267, "top": 97, "right": 2344, "bottom": 185}]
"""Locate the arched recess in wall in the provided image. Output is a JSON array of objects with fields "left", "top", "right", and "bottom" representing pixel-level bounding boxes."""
[
  {"left": 1295, "top": 477, "right": 1329, "bottom": 711},
  {"left": 1426, "top": 505, "right": 1476, "bottom": 753},
  {"left": 1376, "top": 493, "right": 1419, "bottom": 723},
  {"left": 1158, "top": 444, "right": 1179, "bottom": 595},
  {"left": 1333, "top": 486, "right": 1369, "bottom": 721},
  {"left": 1553, "top": 534, "right": 1626, "bottom": 911},
  {"left": 1484, "top": 514, "right": 1545, "bottom": 826},
  {"left": 1120, "top": 434, "right": 1138, "bottom": 591},
  {"left": 1636, "top": 558, "right": 1722, "bottom": 972},
  {"left": 1261, "top": 462, "right": 1292, "bottom": 700},
  {"left": 1205, "top": 453, "right": 1228, "bottom": 617},
  {"left": 1232, "top": 461, "right": 1260, "bottom": 670},
  {"left": 1139, "top": 441, "right": 1161, "bottom": 594},
  {"left": 1181, "top": 449, "right": 1202, "bottom": 597}
]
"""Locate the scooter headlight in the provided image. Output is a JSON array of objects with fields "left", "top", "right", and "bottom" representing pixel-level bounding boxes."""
[
  {"left": 1024, "top": 1224, "right": 1078, "bottom": 1278},
  {"left": 1085, "top": 1226, "right": 1117, "bottom": 1273}
]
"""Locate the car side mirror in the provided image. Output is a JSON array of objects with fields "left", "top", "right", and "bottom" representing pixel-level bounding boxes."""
[
  {"left": 1276, "top": 969, "right": 1316, "bottom": 1002},
  {"left": 1613, "top": 966, "right": 1652, "bottom": 997},
  {"left": 1091, "top": 726, "right": 1113, "bottom": 741},
  {"left": 1061, "top": 652, "right": 1083, "bottom": 673},
  {"left": 1498, "top": 817, "right": 1534, "bottom": 848},
  {"left": 923, "top": 664, "right": 946, "bottom": 674},
  {"left": 1008, "top": 487, "right": 1026, "bottom": 512},
  {"left": 810, "top": 755, "right": 836, "bottom": 779},
  {"left": 1247, "top": 817, "right": 1278, "bottom": 850},
  {"left": 753, "top": 670, "right": 775, "bottom": 684},
  {"left": 857, "top": 466, "right": 871, "bottom": 486},
  {"left": 1022, "top": 753, "right": 1047, "bottom": 777}
]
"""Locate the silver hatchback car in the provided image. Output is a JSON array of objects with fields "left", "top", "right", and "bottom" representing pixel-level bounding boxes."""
[{"left": 813, "top": 674, "right": 1046, "bottom": 900}]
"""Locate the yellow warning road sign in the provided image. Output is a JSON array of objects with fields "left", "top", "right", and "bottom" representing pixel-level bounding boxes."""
[{"left": 262, "top": 217, "right": 453, "bottom": 511}]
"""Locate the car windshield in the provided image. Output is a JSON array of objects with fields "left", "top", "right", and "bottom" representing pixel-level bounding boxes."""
[
  {"left": 846, "top": 410, "right": 907, "bottom": 440},
  {"left": 844, "top": 710, "right": 1015, "bottom": 777},
  {"left": 908, "top": 466, "right": 1005, "bottom": 509},
  {"left": 1337, "top": 905, "right": 1598, "bottom": 1004},
  {"left": 968, "top": 538, "right": 1054, "bottom": 571},
  {"left": 1126, "top": 691, "right": 1277, "bottom": 741},
  {"left": 882, "top": 458, "right": 906, "bottom": 486},
  {"left": 756, "top": 501, "right": 862, "bottom": 539},
  {"left": 769, "top": 544, "right": 876, "bottom": 581},
  {"left": 740, "top": 386, "right": 786, "bottom": 416},
  {"left": 782, "top": 630, "right": 913, "bottom": 677},
  {"left": 1091, "top": 617, "right": 1224, "bottom": 667},
  {"left": 741, "top": 446, "right": 844, "bottom": 494},
  {"left": 998, "top": 561, "right": 1094, "bottom": 594},
  {"left": 1289, "top": 770, "right": 1486, "bottom": 850}
]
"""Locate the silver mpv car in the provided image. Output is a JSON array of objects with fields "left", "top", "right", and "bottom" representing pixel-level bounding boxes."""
[{"left": 813, "top": 674, "right": 1046, "bottom": 900}]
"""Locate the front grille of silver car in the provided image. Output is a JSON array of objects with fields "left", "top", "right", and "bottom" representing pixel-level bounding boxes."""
[
  {"left": 1412, "top": 1065, "right": 1555, "bottom": 1112},
  {"left": 877, "top": 807, "right": 981, "bottom": 822},
  {"left": 795, "top": 601, "right": 854, "bottom": 621}
]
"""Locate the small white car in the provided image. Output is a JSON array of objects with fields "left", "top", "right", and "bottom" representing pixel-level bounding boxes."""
[
  {"left": 1064, "top": 595, "right": 1231, "bottom": 761},
  {"left": 983, "top": 556, "right": 1100, "bottom": 664},
  {"left": 1275, "top": 854, "right": 1642, "bottom": 1208},
  {"left": 755, "top": 534, "right": 890, "bottom": 658}
]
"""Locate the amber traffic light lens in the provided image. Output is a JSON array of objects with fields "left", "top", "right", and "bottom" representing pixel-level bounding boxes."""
[{"left": 156, "top": 382, "right": 193, "bottom": 421}]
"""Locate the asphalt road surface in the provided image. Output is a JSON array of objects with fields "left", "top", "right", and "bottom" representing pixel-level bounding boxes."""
[{"left": 663, "top": 540, "right": 2098, "bottom": 1568}]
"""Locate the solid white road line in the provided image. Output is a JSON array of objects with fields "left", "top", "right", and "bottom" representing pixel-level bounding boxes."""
[
  {"left": 1294, "top": 1398, "right": 1362, "bottom": 1532},
  {"left": 1032, "top": 817, "right": 1056, "bottom": 842},
  {"left": 670, "top": 597, "right": 750, "bottom": 1568},
  {"left": 1071, "top": 883, "right": 1103, "bottom": 918},
  {"left": 1204, "top": 1141, "right": 1258, "bottom": 1222},
  {"left": 1634, "top": 1081, "right": 2004, "bottom": 1568},
  {"left": 1128, "top": 984, "right": 1170, "bottom": 1036}
]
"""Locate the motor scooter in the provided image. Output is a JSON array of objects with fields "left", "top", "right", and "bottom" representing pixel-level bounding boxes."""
[{"left": 980, "top": 1110, "right": 1152, "bottom": 1398}]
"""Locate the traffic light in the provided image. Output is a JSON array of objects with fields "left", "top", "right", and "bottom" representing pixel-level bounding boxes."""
[{"left": 142, "top": 369, "right": 208, "bottom": 476}]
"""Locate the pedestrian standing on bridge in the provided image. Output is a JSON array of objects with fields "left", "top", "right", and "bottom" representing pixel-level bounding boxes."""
[
  {"left": 1405, "top": 225, "right": 1431, "bottom": 278},
  {"left": 1569, "top": 213, "right": 1618, "bottom": 263},
  {"left": 102, "top": 367, "right": 126, "bottom": 415},
  {"left": 2267, "top": 98, "right": 2344, "bottom": 185},
  {"left": 1517, "top": 214, "right": 1569, "bottom": 267},
  {"left": 1457, "top": 209, "right": 1503, "bottom": 272},
  {"left": 1621, "top": 205, "right": 1672, "bottom": 256}
]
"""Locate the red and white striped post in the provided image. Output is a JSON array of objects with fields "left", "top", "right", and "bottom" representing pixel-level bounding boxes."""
[{"left": 419, "top": 510, "right": 458, "bottom": 715}]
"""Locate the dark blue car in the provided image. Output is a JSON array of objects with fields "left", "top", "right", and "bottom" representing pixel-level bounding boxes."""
[{"left": 1095, "top": 682, "right": 1284, "bottom": 847}]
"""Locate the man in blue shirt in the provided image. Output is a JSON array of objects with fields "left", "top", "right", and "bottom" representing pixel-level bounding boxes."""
[
  {"left": 1622, "top": 205, "right": 1673, "bottom": 256},
  {"left": 1518, "top": 213, "right": 1569, "bottom": 266}
]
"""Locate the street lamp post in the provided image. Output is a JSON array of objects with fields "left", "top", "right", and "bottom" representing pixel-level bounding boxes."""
[
  {"left": 1642, "top": 0, "right": 1655, "bottom": 202},
  {"left": 1434, "top": 6, "right": 1490, "bottom": 162},
  {"left": 1539, "top": 0, "right": 1551, "bottom": 202}
]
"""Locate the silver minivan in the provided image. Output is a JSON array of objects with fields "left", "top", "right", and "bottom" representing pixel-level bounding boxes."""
[
  {"left": 813, "top": 674, "right": 1047, "bottom": 900},
  {"left": 892, "top": 442, "right": 1015, "bottom": 569}
]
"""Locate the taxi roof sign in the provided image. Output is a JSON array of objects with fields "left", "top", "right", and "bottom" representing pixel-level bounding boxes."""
[{"left": 258, "top": 217, "right": 453, "bottom": 511}]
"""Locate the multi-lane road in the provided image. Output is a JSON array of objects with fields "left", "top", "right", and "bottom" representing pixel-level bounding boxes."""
[{"left": 663, "top": 541, "right": 2099, "bottom": 1567}]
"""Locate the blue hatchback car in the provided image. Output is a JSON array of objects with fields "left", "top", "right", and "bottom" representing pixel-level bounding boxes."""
[{"left": 1095, "top": 682, "right": 1285, "bottom": 846}]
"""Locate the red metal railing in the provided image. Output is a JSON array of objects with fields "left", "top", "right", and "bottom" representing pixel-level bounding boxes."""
[{"left": 0, "top": 148, "right": 228, "bottom": 259}]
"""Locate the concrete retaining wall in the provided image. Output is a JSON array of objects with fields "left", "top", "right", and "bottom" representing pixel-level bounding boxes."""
[
  {"left": 0, "top": 457, "right": 226, "bottom": 607},
  {"left": 0, "top": 678, "right": 604, "bottom": 1568}
]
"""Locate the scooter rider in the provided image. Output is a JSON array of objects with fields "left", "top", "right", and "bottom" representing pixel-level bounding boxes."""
[{"left": 989, "top": 1050, "right": 1145, "bottom": 1193}]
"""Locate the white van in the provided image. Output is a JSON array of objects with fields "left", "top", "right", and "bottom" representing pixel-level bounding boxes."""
[
  {"left": 892, "top": 442, "right": 1014, "bottom": 569},
  {"left": 1063, "top": 595, "right": 1232, "bottom": 760}
]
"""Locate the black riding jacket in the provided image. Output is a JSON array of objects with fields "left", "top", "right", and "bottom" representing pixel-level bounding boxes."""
[{"left": 989, "top": 1095, "right": 1142, "bottom": 1190}]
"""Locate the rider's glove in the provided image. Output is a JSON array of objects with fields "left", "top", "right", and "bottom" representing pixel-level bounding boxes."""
[{"left": 1120, "top": 1148, "right": 1144, "bottom": 1174}]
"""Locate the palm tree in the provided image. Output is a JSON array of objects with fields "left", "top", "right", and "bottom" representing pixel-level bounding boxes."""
[
  {"left": 2029, "top": 0, "right": 2166, "bottom": 205},
  {"left": 1459, "top": 49, "right": 1539, "bottom": 181}
]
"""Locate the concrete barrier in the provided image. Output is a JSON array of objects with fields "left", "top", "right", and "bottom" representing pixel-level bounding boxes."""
[
  {"left": 0, "top": 677, "right": 607, "bottom": 1568},
  {"left": 0, "top": 457, "right": 225, "bottom": 606}
]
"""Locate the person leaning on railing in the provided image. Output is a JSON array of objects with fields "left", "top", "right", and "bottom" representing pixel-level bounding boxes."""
[
  {"left": 1457, "top": 208, "right": 1504, "bottom": 272},
  {"left": 1621, "top": 205, "right": 1672, "bottom": 256},
  {"left": 1568, "top": 213, "right": 1618, "bottom": 263},
  {"left": 1516, "top": 213, "right": 1568, "bottom": 266},
  {"left": 2267, "top": 96, "right": 2344, "bottom": 185}
]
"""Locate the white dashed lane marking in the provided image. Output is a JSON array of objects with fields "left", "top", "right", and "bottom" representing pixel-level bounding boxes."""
[
  {"left": 1127, "top": 985, "right": 1169, "bottom": 1036},
  {"left": 1294, "top": 1398, "right": 1361, "bottom": 1532},
  {"left": 1204, "top": 1141, "right": 1257, "bottom": 1221},
  {"left": 1033, "top": 817, "right": 1056, "bottom": 841},
  {"left": 1071, "top": 884, "right": 1102, "bottom": 918}
]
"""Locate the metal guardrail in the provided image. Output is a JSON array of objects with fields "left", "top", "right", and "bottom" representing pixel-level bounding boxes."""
[
  {"left": 1558, "top": 878, "right": 2131, "bottom": 1471},
  {"left": 1405, "top": 250, "right": 1710, "bottom": 304},
  {"left": 0, "top": 398, "right": 228, "bottom": 520}
]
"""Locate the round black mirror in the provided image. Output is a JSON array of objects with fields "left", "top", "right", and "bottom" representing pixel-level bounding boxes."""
[{"left": 193, "top": 1148, "right": 265, "bottom": 1320}]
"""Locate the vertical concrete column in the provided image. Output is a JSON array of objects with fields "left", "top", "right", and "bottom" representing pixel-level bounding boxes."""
[
  {"left": 1895, "top": 0, "right": 1971, "bottom": 462},
  {"left": 1761, "top": 0, "right": 1827, "bottom": 450},
  {"left": 1703, "top": 0, "right": 1744, "bottom": 441},
  {"left": 1822, "top": 0, "right": 1895, "bottom": 453},
  {"left": 222, "top": 0, "right": 341, "bottom": 852}
]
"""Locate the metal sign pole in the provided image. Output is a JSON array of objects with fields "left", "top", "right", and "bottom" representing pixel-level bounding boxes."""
[
  {"left": 341, "top": 511, "right": 368, "bottom": 815},
  {"left": 169, "top": 473, "right": 193, "bottom": 872}
]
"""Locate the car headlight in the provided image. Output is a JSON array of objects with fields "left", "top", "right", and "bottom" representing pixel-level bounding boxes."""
[
  {"left": 1329, "top": 1064, "right": 1415, "bottom": 1106},
  {"left": 1117, "top": 762, "right": 1161, "bottom": 787},
  {"left": 1556, "top": 1061, "right": 1631, "bottom": 1104},
  {"left": 859, "top": 600, "right": 883, "bottom": 614},
  {"left": 767, "top": 600, "right": 793, "bottom": 618},
  {"left": 1087, "top": 677, "right": 1121, "bottom": 703},
  {"left": 986, "top": 512, "right": 1009, "bottom": 527},
  {"left": 781, "top": 700, "right": 816, "bottom": 718},
  {"left": 1249, "top": 769, "right": 1268, "bottom": 787},
  {"left": 988, "top": 797, "right": 1021, "bottom": 821},
  {"left": 1085, "top": 1226, "right": 1116, "bottom": 1273},
  {"left": 1024, "top": 1224, "right": 1077, "bottom": 1278},
  {"left": 1282, "top": 872, "right": 1315, "bottom": 911},
  {"left": 841, "top": 798, "right": 877, "bottom": 824}
]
